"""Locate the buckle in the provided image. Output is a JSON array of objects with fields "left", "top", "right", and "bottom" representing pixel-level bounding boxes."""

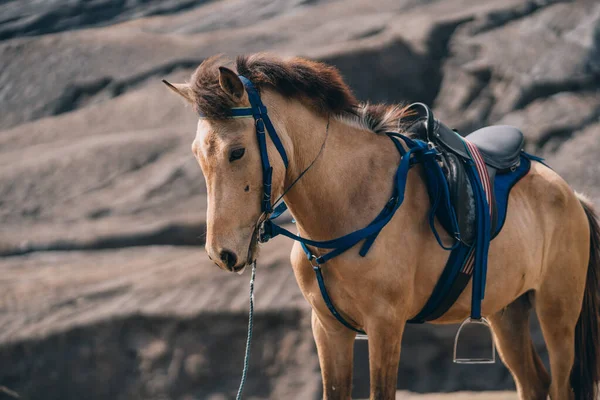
[
  {"left": 454, "top": 232, "right": 465, "bottom": 245},
  {"left": 255, "top": 117, "right": 265, "bottom": 133},
  {"left": 310, "top": 255, "right": 320, "bottom": 270},
  {"left": 258, "top": 220, "right": 272, "bottom": 243}
]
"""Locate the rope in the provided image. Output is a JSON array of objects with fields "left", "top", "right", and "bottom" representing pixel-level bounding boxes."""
[
  {"left": 272, "top": 115, "right": 330, "bottom": 207},
  {"left": 236, "top": 261, "right": 257, "bottom": 400}
]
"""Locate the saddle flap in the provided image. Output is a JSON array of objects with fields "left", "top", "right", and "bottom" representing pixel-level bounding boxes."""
[{"left": 440, "top": 152, "right": 475, "bottom": 246}]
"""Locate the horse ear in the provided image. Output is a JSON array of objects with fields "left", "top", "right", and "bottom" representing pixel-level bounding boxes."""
[
  {"left": 162, "top": 80, "right": 194, "bottom": 104},
  {"left": 218, "top": 67, "right": 244, "bottom": 100}
]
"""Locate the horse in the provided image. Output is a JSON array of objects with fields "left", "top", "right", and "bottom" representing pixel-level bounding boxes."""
[{"left": 163, "top": 54, "right": 600, "bottom": 400}]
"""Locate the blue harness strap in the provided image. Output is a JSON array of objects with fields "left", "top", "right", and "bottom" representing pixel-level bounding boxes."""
[
  {"left": 260, "top": 136, "right": 446, "bottom": 264},
  {"left": 294, "top": 147, "right": 534, "bottom": 330},
  {"left": 305, "top": 241, "right": 366, "bottom": 334},
  {"left": 262, "top": 134, "right": 458, "bottom": 332},
  {"left": 409, "top": 155, "right": 532, "bottom": 323},
  {"left": 205, "top": 78, "right": 537, "bottom": 335}
]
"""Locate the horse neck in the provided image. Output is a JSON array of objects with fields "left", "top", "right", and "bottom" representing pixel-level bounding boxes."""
[{"left": 272, "top": 97, "right": 418, "bottom": 242}]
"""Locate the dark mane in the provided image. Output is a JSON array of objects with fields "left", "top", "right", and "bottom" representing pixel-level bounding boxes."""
[
  {"left": 187, "top": 53, "right": 412, "bottom": 134},
  {"left": 189, "top": 54, "right": 358, "bottom": 119}
]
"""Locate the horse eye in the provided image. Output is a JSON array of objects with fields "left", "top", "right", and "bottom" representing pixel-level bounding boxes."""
[{"left": 229, "top": 148, "right": 245, "bottom": 162}]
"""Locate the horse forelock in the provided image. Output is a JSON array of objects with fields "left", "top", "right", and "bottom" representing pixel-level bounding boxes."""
[
  {"left": 188, "top": 55, "right": 239, "bottom": 120},
  {"left": 187, "top": 53, "right": 359, "bottom": 120}
]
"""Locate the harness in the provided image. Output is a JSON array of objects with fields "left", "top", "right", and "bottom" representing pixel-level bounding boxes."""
[{"left": 201, "top": 76, "right": 536, "bottom": 341}]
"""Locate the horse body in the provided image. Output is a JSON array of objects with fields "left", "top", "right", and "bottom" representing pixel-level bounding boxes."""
[
  {"left": 281, "top": 94, "right": 590, "bottom": 399},
  {"left": 163, "top": 54, "right": 599, "bottom": 400}
]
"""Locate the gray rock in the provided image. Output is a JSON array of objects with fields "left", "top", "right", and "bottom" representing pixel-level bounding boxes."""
[{"left": 1, "top": 0, "right": 599, "bottom": 398}]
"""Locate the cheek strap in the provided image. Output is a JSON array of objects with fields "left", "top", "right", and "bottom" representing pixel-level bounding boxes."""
[{"left": 197, "top": 76, "right": 289, "bottom": 214}]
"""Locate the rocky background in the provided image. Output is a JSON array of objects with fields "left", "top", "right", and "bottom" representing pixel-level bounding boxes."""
[{"left": 0, "top": 0, "right": 599, "bottom": 399}]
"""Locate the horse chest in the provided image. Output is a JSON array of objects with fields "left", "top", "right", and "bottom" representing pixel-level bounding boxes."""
[{"left": 291, "top": 243, "right": 406, "bottom": 328}]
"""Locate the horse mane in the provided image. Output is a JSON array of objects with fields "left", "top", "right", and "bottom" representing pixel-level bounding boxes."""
[
  {"left": 344, "top": 103, "right": 414, "bottom": 134},
  {"left": 188, "top": 53, "right": 410, "bottom": 134}
]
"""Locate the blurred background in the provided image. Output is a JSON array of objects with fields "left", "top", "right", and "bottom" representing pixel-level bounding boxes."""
[{"left": 0, "top": 0, "right": 599, "bottom": 399}]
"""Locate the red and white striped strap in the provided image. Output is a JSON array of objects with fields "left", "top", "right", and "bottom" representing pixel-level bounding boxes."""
[
  {"left": 464, "top": 140, "right": 493, "bottom": 219},
  {"left": 460, "top": 140, "right": 493, "bottom": 275}
]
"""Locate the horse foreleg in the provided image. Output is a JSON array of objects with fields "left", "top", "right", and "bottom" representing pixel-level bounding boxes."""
[
  {"left": 489, "top": 293, "right": 550, "bottom": 400},
  {"left": 312, "top": 309, "right": 356, "bottom": 400},
  {"left": 366, "top": 319, "right": 404, "bottom": 400}
]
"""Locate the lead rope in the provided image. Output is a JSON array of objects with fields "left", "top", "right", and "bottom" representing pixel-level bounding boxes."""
[
  {"left": 236, "top": 261, "right": 257, "bottom": 400},
  {"left": 237, "top": 116, "right": 329, "bottom": 398}
]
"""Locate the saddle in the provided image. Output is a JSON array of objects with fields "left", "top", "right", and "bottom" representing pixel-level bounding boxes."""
[{"left": 405, "top": 103, "right": 525, "bottom": 245}]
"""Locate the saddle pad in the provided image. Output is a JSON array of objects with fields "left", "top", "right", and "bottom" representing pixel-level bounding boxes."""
[
  {"left": 493, "top": 155, "right": 531, "bottom": 236},
  {"left": 409, "top": 154, "right": 532, "bottom": 323}
]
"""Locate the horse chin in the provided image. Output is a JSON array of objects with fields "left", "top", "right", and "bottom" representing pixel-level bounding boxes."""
[{"left": 234, "top": 265, "right": 247, "bottom": 275}]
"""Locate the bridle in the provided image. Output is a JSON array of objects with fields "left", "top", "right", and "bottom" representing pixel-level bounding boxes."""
[
  {"left": 200, "top": 75, "right": 444, "bottom": 266},
  {"left": 199, "top": 75, "right": 330, "bottom": 263},
  {"left": 209, "top": 76, "right": 291, "bottom": 215}
]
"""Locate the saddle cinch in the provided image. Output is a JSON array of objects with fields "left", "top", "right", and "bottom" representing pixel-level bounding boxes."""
[{"left": 404, "top": 103, "right": 525, "bottom": 246}]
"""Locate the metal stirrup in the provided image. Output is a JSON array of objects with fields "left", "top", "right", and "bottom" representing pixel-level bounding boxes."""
[{"left": 453, "top": 317, "right": 496, "bottom": 364}]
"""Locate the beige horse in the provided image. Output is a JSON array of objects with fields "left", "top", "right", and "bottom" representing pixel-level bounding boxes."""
[{"left": 163, "top": 54, "right": 600, "bottom": 400}]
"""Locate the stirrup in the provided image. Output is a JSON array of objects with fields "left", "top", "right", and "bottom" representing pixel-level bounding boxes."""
[
  {"left": 355, "top": 333, "right": 368, "bottom": 341},
  {"left": 453, "top": 317, "right": 495, "bottom": 364}
]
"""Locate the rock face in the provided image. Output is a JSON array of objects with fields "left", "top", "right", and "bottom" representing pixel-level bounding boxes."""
[{"left": 0, "top": 0, "right": 598, "bottom": 399}]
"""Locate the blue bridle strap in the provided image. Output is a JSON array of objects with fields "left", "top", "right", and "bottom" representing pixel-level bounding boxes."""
[
  {"left": 261, "top": 136, "right": 444, "bottom": 264},
  {"left": 237, "top": 76, "right": 289, "bottom": 169},
  {"left": 198, "top": 76, "right": 289, "bottom": 213}
]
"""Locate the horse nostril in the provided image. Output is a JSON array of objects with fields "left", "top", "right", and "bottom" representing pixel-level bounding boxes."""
[{"left": 219, "top": 249, "right": 237, "bottom": 269}]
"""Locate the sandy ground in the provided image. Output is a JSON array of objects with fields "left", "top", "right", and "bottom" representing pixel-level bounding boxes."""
[
  {"left": 396, "top": 392, "right": 516, "bottom": 399},
  {"left": 396, "top": 392, "right": 518, "bottom": 400}
]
